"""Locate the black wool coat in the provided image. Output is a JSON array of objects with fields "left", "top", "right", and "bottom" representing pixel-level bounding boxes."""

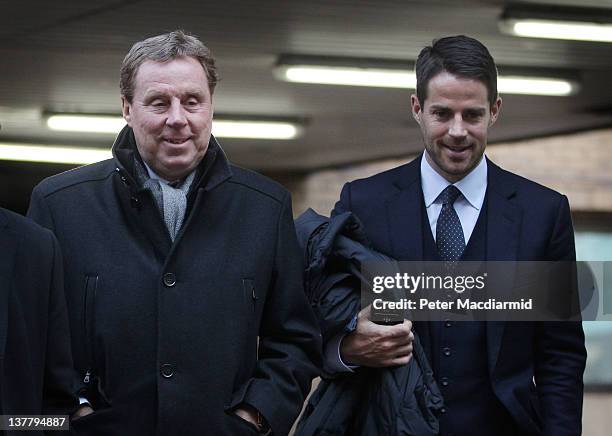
[
  {"left": 27, "top": 127, "right": 321, "bottom": 436},
  {"left": 0, "top": 208, "right": 78, "bottom": 428}
]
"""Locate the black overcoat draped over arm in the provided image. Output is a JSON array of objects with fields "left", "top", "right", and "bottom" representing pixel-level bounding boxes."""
[{"left": 294, "top": 209, "right": 442, "bottom": 436}]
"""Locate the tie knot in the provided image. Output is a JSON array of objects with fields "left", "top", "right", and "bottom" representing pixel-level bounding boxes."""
[{"left": 439, "top": 185, "right": 462, "bottom": 205}]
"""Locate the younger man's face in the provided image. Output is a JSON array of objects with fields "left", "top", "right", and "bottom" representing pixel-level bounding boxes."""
[{"left": 411, "top": 71, "right": 502, "bottom": 183}]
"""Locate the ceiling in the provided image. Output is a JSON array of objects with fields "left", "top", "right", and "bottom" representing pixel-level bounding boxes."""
[{"left": 3, "top": 0, "right": 612, "bottom": 172}]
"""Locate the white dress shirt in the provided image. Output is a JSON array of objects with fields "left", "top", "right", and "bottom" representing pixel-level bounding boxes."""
[{"left": 421, "top": 151, "right": 488, "bottom": 244}]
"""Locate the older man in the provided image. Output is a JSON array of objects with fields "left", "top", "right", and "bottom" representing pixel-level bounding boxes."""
[{"left": 28, "top": 30, "right": 320, "bottom": 435}]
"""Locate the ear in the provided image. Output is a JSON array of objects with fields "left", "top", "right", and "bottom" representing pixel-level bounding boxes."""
[
  {"left": 121, "top": 96, "right": 132, "bottom": 126},
  {"left": 489, "top": 96, "right": 502, "bottom": 126},
  {"left": 411, "top": 94, "right": 423, "bottom": 125}
]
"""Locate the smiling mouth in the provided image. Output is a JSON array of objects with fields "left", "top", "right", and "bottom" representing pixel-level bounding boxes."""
[
  {"left": 163, "top": 138, "right": 190, "bottom": 145},
  {"left": 443, "top": 144, "right": 471, "bottom": 153}
]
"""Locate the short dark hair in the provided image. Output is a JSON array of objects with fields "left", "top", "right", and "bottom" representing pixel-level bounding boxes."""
[
  {"left": 120, "top": 30, "right": 219, "bottom": 102},
  {"left": 415, "top": 35, "right": 498, "bottom": 106}
]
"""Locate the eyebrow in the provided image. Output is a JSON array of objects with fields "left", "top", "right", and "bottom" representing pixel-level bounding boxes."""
[
  {"left": 428, "top": 104, "right": 449, "bottom": 111},
  {"left": 462, "top": 109, "right": 487, "bottom": 119},
  {"left": 143, "top": 91, "right": 165, "bottom": 100},
  {"left": 464, "top": 108, "right": 487, "bottom": 115},
  {"left": 182, "top": 89, "right": 206, "bottom": 98},
  {"left": 143, "top": 89, "right": 206, "bottom": 100}
]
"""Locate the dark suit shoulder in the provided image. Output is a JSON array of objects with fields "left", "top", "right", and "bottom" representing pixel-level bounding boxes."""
[
  {"left": 33, "top": 159, "right": 116, "bottom": 198},
  {"left": 228, "top": 164, "right": 289, "bottom": 205},
  {"left": 341, "top": 158, "right": 420, "bottom": 211},
  {"left": 0, "top": 208, "right": 54, "bottom": 248},
  {"left": 349, "top": 160, "right": 416, "bottom": 191},
  {"left": 489, "top": 160, "right": 567, "bottom": 205}
]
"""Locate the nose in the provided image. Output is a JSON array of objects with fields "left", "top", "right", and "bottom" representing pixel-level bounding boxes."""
[
  {"left": 166, "top": 99, "right": 187, "bottom": 128},
  {"left": 448, "top": 114, "right": 467, "bottom": 140}
]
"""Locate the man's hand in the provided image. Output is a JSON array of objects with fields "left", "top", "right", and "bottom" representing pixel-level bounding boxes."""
[
  {"left": 341, "top": 306, "right": 413, "bottom": 367},
  {"left": 72, "top": 405, "right": 94, "bottom": 420}
]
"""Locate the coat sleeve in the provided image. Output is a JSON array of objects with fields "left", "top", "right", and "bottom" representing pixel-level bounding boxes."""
[
  {"left": 314, "top": 182, "right": 362, "bottom": 376},
  {"left": 534, "top": 195, "right": 586, "bottom": 436},
  {"left": 231, "top": 192, "right": 322, "bottom": 435},
  {"left": 41, "top": 229, "right": 80, "bottom": 415}
]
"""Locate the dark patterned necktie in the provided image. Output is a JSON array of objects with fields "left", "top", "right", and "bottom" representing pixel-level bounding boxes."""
[{"left": 436, "top": 185, "right": 465, "bottom": 261}]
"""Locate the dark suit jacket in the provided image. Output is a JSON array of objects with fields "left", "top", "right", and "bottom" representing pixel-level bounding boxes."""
[
  {"left": 0, "top": 208, "right": 77, "bottom": 421},
  {"left": 332, "top": 155, "right": 586, "bottom": 436}
]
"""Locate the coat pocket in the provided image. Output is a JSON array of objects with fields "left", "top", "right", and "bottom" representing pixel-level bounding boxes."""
[
  {"left": 81, "top": 274, "right": 111, "bottom": 408},
  {"left": 230, "top": 278, "right": 258, "bottom": 391},
  {"left": 242, "top": 278, "right": 258, "bottom": 338},
  {"left": 83, "top": 274, "right": 98, "bottom": 378}
]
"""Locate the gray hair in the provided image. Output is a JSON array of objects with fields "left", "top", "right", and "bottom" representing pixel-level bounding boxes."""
[{"left": 120, "top": 30, "right": 219, "bottom": 101}]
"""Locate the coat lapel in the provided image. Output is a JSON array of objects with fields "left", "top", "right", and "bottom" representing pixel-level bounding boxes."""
[
  {"left": 0, "top": 210, "right": 15, "bottom": 360},
  {"left": 485, "top": 159, "right": 522, "bottom": 373},
  {"left": 383, "top": 157, "right": 435, "bottom": 358},
  {"left": 385, "top": 157, "right": 424, "bottom": 262}
]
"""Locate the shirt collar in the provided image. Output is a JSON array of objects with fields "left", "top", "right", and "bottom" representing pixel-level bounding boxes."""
[
  {"left": 142, "top": 161, "right": 195, "bottom": 191},
  {"left": 420, "top": 151, "right": 488, "bottom": 210},
  {"left": 143, "top": 162, "right": 172, "bottom": 185}
]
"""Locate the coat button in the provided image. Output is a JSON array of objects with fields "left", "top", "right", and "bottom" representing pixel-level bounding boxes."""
[
  {"left": 160, "top": 363, "right": 174, "bottom": 378},
  {"left": 440, "top": 407, "right": 447, "bottom": 414},
  {"left": 440, "top": 376, "right": 449, "bottom": 387},
  {"left": 163, "top": 273, "right": 176, "bottom": 287},
  {"left": 443, "top": 347, "right": 451, "bottom": 356},
  {"left": 444, "top": 320, "right": 452, "bottom": 328}
]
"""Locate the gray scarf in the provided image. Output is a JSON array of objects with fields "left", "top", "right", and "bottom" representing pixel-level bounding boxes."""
[{"left": 134, "top": 160, "right": 195, "bottom": 241}]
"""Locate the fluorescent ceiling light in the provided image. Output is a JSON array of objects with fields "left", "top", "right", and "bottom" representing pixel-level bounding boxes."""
[
  {"left": 499, "top": 4, "right": 612, "bottom": 43},
  {"left": 0, "top": 142, "right": 111, "bottom": 165},
  {"left": 277, "top": 64, "right": 577, "bottom": 96},
  {"left": 281, "top": 65, "right": 416, "bottom": 89},
  {"left": 47, "top": 115, "right": 126, "bottom": 133},
  {"left": 502, "top": 19, "right": 612, "bottom": 43},
  {"left": 46, "top": 114, "right": 299, "bottom": 139},
  {"left": 498, "top": 76, "right": 576, "bottom": 96},
  {"left": 213, "top": 120, "right": 299, "bottom": 139}
]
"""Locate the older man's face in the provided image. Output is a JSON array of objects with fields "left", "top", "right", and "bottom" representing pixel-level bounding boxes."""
[{"left": 121, "top": 56, "right": 213, "bottom": 181}]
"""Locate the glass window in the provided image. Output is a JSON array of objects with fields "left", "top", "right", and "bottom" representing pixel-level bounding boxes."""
[{"left": 576, "top": 231, "right": 612, "bottom": 389}]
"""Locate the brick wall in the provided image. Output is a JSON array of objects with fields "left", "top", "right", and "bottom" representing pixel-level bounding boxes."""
[{"left": 292, "top": 127, "right": 612, "bottom": 216}]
